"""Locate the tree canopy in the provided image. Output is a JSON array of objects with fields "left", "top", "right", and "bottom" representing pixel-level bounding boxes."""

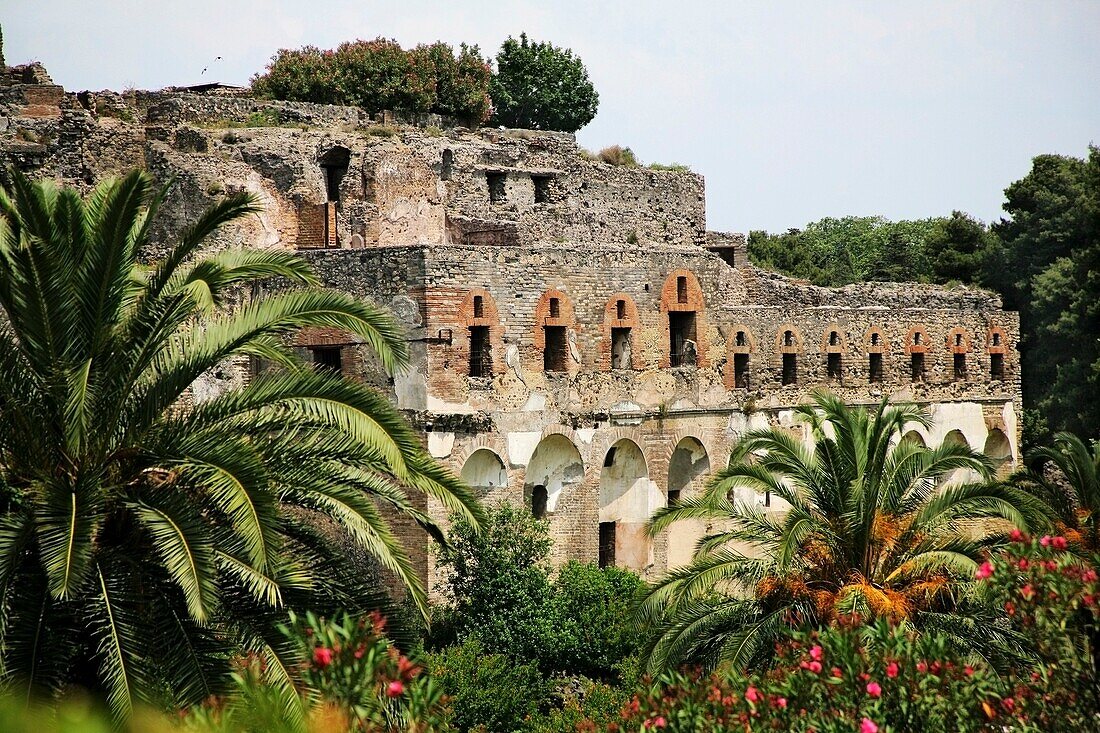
[{"left": 489, "top": 33, "right": 599, "bottom": 132}]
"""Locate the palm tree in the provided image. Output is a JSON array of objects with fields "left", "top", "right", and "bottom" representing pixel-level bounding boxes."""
[
  {"left": 0, "top": 170, "right": 482, "bottom": 717},
  {"left": 638, "top": 391, "right": 1045, "bottom": 672},
  {"left": 1021, "top": 432, "right": 1100, "bottom": 551}
]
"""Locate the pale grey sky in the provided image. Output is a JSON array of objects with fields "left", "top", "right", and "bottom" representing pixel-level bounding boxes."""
[{"left": 5, "top": 1, "right": 1098, "bottom": 233}]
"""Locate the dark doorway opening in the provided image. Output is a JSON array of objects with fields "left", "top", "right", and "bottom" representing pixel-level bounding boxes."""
[
  {"left": 869, "top": 353, "right": 884, "bottom": 383},
  {"left": 598, "top": 521, "right": 616, "bottom": 568},
  {"left": 990, "top": 353, "right": 1005, "bottom": 381},
  {"left": 311, "top": 346, "right": 342, "bottom": 373},
  {"left": 469, "top": 326, "right": 491, "bottom": 377},
  {"left": 827, "top": 353, "right": 842, "bottom": 381},
  {"left": 734, "top": 353, "right": 750, "bottom": 388},
  {"left": 669, "top": 312, "right": 697, "bottom": 367},
  {"left": 782, "top": 353, "right": 797, "bottom": 385},
  {"left": 911, "top": 353, "right": 925, "bottom": 382},
  {"left": 544, "top": 326, "right": 568, "bottom": 372},
  {"left": 532, "top": 485, "right": 548, "bottom": 519}
]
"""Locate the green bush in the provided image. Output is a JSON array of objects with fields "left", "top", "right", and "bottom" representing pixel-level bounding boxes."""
[
  {"left": 252, "top": 39, "right": 492, "bottom": 122},
  {"left": 490, "top": 34, "right": 599, "bottom": 132},
  {"left": 428, "top": 638, "right": 546, "bottom": 733}
]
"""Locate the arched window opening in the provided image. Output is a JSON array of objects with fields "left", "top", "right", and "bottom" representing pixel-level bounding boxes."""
[
  {"left": 871, "top": 332, "right": 880, "bottom": 346},
  {"left": 473, "top": 295, "right": 484, "bottom": 318},
  {"left": 616, "top": 299, "right": 627, "bottom": 319},
  {"left": 669, "top": 313, "right": 697, "bottom": 366},
  {"left": 600, "top": 439, "right": 653, "bottom": 571},
  {"left": 736, "top": 330, "right": 747, "bottom": 347},
  {"left": 676, "top": 276, "right": 688, "bottom": 303},
  {"left": 460, "top": 449, "right": 507, "bottom": 491},
  {"left": 784, "top": 330, "right": 795, "bottom": 347},
  {"left": 829, "top": 331, "right": 839, "bottom": 346},
  {"left": 992, "top": 332, "right": 1002, "bottom": 346}
]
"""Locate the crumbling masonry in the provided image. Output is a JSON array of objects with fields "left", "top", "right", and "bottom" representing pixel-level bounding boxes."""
[{"left": 1, "top": 65, "right": 1022, "bottom": 587}]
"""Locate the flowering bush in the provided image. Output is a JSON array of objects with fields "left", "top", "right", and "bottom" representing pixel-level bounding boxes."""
[
  {"left": 977, "top": 531, "right": 1100, "bottom": 729},
  {"left": 285, "top": 610, "right": 452, "bottom": 732},
  {"left": 615, "top": 619, "right": 1012, "bottom": 732},
  {"left": 252, "top": 39, "right": 492, "bottom": 122}
]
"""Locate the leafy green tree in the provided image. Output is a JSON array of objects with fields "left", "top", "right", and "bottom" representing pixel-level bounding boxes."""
[
  {"left": 490, "top": 34, "right": 599, "bottom": 132},
  {"left": 990, "top": 147, "right": 1100, "bottom": 437},
  {"left": 0, "top": 170, "right": 481, "bottom": 718},
  {"left": 638, "top": 391, "right": 1046, "bottom": 672},
  {"left": 925, "top": 210, "right": 995, "bottom": 285}
]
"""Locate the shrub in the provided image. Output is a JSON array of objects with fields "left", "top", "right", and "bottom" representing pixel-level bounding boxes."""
[
  {"left": 597, "top": 145, "right": 637, "bottom": 166},
  {"left": 490, "top": 34, "right": 599, "bottom": 132},
  {"left": 428, "top": 638, "right": 546, "bottom": 733},
  {"left": 252, "top": 39, "right": 492, "bottom": 122}
]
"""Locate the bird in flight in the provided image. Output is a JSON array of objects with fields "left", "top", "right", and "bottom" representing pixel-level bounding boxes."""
[{"left": 201, "top": 56, "right": 223, "bottom": 75}]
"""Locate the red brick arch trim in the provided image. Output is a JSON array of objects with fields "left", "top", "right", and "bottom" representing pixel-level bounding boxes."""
[
  {"left": 457, "top": 288, "right": 505, "bottom": 376},
  {"left": 820, "top": 324, "right": 849, "bottom": 354},
  {"left": 946, "top": 327, "right": 972, "bottom": 354},
  {"left": 904, "top": 325, "right": 931, "bottom": 355},
  {"left": 532, "top": 289, "right": 578, "bottom": 351},
  {"left": 728, "top": 325, "right": 756, "bottom": 354},
  {"left": 863, "top": 326, "right": 888, "bottom": 354},
  {"left": 986, "top": 325, "right": 1009, "bottom": 354},
  {"left": 597, "top": 434, "right": 650, "bottom": 476},
  {"left": 453, "top": 435, "right": 510, "bottom": 470},
  {"left": 775, "top": 324, "right": 804, "bottom": 354},
  {"left": 600, "top": 293, "right": 643, "bottom": 370},
  {"left": 659, "top": 269, "right": 710, "bottom": 368}
]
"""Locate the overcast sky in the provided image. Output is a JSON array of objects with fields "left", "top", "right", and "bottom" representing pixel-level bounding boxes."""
[{"left": 6, "top": 1, "right": 1098, "bottom": 233}]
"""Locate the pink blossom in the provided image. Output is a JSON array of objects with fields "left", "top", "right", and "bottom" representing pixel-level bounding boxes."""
[
  {"left": 1018, "top": 558, "right": 1029, "bottom": 570},
  {"left": 866, "top": 681, "right": 882, "bottom": 698},
  {"left": 808, "top": 660, "right": 823, "bottom": 674},
  {"left": 861, "top": 718, "right": 879, "bottom": 733},
  {"left": 776, "top": 697, "right": 788, "bottom": 709},
  {"left": 1002, "top": 697, "right": 1015, "bottom": 711},
  {"left": 886, "top": 661, "right": 899, "bottom": 678},
  {"left": 809, "top": 644, "right": 823, "bottom": 661},
  {"left": 916, "top": 661, "right": 928, "bottom": 673},
  {"left": 975, "top": 561, "right": 994, "bottom": 580},
  {"left": 312, "top": 647, "right": 333, "bottom": 668},
  {"left": 1053, "top": 536, "right": 1068, "bottom": 551},
  {"left": 1040, "top": 535, "right": 1052, "bottom": 547},
  {"left": 745, "top": 685, "right": 760, "bottom": 703},
  {"left": 965, "top": 665, "right": 975, "bottom": 677},
  {"left": 386, "top": 680, "right": 405, "bottom": 698},
  {"left": 1009, "top": 528, "right": 1026, "bottom": 542},
  {"left": 1084, "top": 569, "right": 1098, "bottom": 582},
  {"left": 1021, "top": 584, "right": 1035, "bottom": 601}
]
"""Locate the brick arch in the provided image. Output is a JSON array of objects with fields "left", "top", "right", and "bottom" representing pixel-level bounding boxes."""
[
  {"left": 904, "top": 325, "right": 931, "bottom": 355},
  {"left": 986, "top": 325, "right": 1009, "bottom": 354},
  {"left": 532, "top": 289, "right": 578, "bottom": 349},
  {"left": 863, "top": 325, "right": 889, "bottom": 354},
  {"left": 457, "top": 288, "right": 505, "bottom": 376},
  {"left": 820, "top": 323, "right": 849, "bottom": 354},
  {"left": 453, "top": 434, "right": 510, "bottom": 470},
  {"left": 600, "top": 293, "right": 643, "bottom": 370},
  {"left": 656, "top": 428, "right": 720, "bottom": 468},
  {"left": 659, "top": 269, "right": 709, "bottom": 368},
  {"left": 728, "top": 324, "right": 757, "bottom": 354},
  {"left": 594, "top": 426, "right": 649, "bottom": 463},
  {"left": 946, "top": 327, "right": 972, "bottom": 354},
  {"left": 775, "top": 323, "right": 804, "bottom": 354}
]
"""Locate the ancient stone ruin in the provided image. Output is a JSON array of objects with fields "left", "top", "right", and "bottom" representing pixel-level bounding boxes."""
[{"left": 1, "top": 63, "right": 1021, "bottom": 587}]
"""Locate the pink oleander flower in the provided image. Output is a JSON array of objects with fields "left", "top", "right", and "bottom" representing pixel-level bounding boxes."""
[
  {"left": 1010, "top": 528, "right": 1026, "bottom": 542},
  {"left": 808, "top": 660, "right": 823, "bottom": 674},
  {"left": 386, "top": 680, "right": 405, "bottom": 697},
  {"left": 745, "top": 686, "right": 760, "bottom": 703},
  {"left": 312, "top": 647, "right": 333, "bottom": 668},
  {"left": 809, "top": 644, "right": 823, "bottom": 661},
  {"left": 1021, "top": 584, "right": 1035, "bottom": 601},
  {"left": 1053, "top": 536, "right": 1068, "bottom": 550},
  {"left": 975, "top": 561, "right": 994, "bottom": 580},
  {"left": 886, "top": 661, "right": 899, "bottom": 679},
  {"left": 866, "top": 681, "right": 882, "bottom": 698},
  {"left": 861, "top": 718, "right": 879, "bottom": 733},
  {"left": 776, "top": 697, "right": 788, "bottom": 709},
  {"left": 1040, "top": 535, "right": 1052, "bottom": 547}
]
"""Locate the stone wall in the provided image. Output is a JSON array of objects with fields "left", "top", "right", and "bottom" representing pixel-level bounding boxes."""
[{"left": 1, "top": 67, "right": 1024, "bottom": 591}]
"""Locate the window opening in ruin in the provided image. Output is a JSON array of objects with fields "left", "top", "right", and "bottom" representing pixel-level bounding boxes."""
[
  {"left": 487, "top": 172, "right": 506, "bottom": 203},
  {"left": 311, "top": 346, "right": 342, "bottom": 373},
  {"left": 911, "top": 353, "right": 925, "bottom": 382},
  {"left": 616, "top": 299, "right": 627, "bottom": 320},
  {"left": 829, "top": 331, "right": 839, "bottom": 346},
  {"left": 871, "top": 332, "right": 881, "bottom": 346},
  {"left": 990, "top": 353, "right": 1005, "bottom": 381},
  {"left": 734, "top": 353, "right": 750, "bottom": 388},
  {"left": 669, "top": 311, "right": 697, "bottom": 367},
  {"left": 954, "top": 353, "right": 967, "bottom": 380},
  {"left": 784, "top": 330, "right": 794, "bottom": 347},
  {"left": 441, "top": 149, "right": 454, "bottom": 181},
  {"left": 598, "top": 522, "right": 616, "bottom": 568},
  {"left": 827, "top": 353, "right": 842, "bottom": 381},
  {"left": 549, "top": 297, "right": 560, "bottom": 318},
  {"left": 676, "top": 276, "right": 688, "bottom": 304},
  {"left": 469, "top": 326, "right": 491, "bottom": 377},
  {"left": 532, "top": 175, "right": 551, "bottom": 203},
  {"left": 319, "top": 147, "right": 350, "bottom": 204},
  {"left": 532, "top": 485, "right": 548, "bottom": 519},
  {"left": 955, "top": 333, "right": 964, "bottom": 347},
  {"left": 667, "top": 489, "right": 681, "bottom": 506},
  {"left": 764, "top": 490, "right": 772, "bottom": 508},
  {"left": 611, "top": 327, "right": 632, "bottom": 369},
  {"left": 544, "top": 326, "right": 568, "bottom": 372},
  {"left": 992, "top": 332, "right": 1002, "bottom": 346},
  {"left": 736, "top": 331, "right": 746, "bottom": 347},
  {"left": 782, "top": 353, "right": 797, "bottom": 385},
  {"left": 604, "top": 447, "right": 617, "bottom": 467},
  {"left": 473, "top": 295, "right": 484, "bottom": 318},
  {"left": 913, "top": 332, "right": 923, "bottom": 346},
  {"left": 869, "top": 353, "right": 884, "bottom": 383}
]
